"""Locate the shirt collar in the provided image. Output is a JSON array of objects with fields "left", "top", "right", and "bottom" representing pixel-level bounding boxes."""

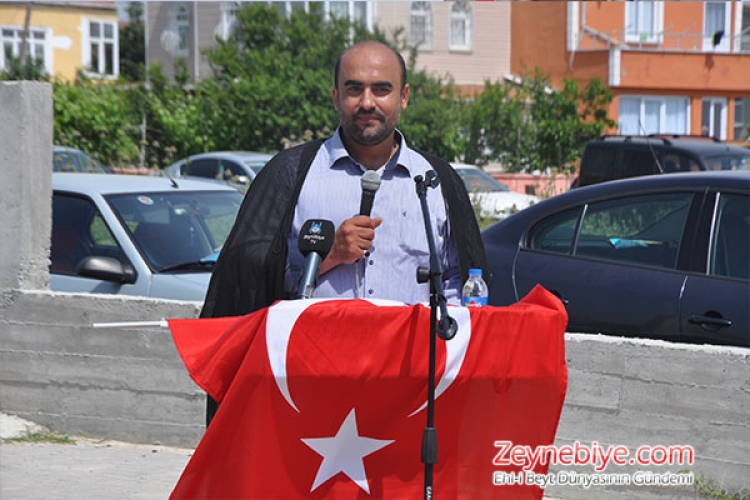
[{"left": 328, "top": 128, "right": 419, "bottom": 176}]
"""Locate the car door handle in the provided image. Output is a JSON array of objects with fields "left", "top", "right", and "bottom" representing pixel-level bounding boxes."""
[
  {"left": 548, "top": 290, "right": 570, "bottom": 306},
  {"left": 688, "top": 314, "right": 732, "bottom": 330}
]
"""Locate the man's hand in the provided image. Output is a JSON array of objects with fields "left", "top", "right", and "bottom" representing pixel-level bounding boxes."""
[{"left": 319, "top": 215, "right": 382, "bottom": 275}]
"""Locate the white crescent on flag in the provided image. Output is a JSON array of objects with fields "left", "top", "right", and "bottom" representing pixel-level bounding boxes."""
[{"left": 265, "top": 299, "right": 471, "bottom": 415}]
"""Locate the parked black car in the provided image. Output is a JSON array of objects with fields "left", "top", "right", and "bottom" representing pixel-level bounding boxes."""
[
  {"left": 575, "top": 135, "right": 750, "bottom": 188},
  {"left": 482, "top": 171, "right": 750, "bottom": 347}
]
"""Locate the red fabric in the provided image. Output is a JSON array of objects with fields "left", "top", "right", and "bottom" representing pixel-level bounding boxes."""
[{"left": 169, "top": 285, "right": 568, "bottom": 499}]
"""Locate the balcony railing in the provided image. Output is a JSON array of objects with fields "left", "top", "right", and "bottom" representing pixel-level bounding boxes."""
[{"left": 573, "top": 25, "right": 750, "bottom": 54}]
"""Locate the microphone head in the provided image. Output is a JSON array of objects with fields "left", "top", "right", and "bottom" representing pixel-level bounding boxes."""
[
  {"left": 361, "top": 170, "right": 381, "bottom": 193},
  {"left": 298, "top": 219, "right": 335, "bottom": 258}
]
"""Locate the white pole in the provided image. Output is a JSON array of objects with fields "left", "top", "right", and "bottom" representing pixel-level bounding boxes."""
[{"left": 92, "top": 319, "right": 169, "bottom": 329}]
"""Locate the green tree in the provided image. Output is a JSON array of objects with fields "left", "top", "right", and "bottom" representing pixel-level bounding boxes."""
[
  {"left": 522, "top": 70, "right": 614, "bottom": 173},
  {"left": 399, "top": 69, "right": 464, "bottom": 162},
  {"left": 197, "top": 3, "right": 450, "bottom": 153},
  {"left": 463, "top": 69, "right": 614, "bottom": 173},
  {"left": 135, "top": 64, "right": 214, "bottom": 168},
  {"left": 463, "top": 81, "right": 525, "bottom": 168},
  {"left": 0, "top": 55, "right": 48, "bottom": 81},
  {"left": 53, "top": 74, "right": 139, "bottom": 166},
  {"left": 197, "top": 4, "right": 352, "bottom": 152},
  {"left": 119, "top": 2, "right": 145, "bottom": 82}
]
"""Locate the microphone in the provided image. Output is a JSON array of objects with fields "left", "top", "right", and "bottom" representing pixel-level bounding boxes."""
[
  {"left": 297, "top": 219, "right": 335, "bottom": 299},
  {"left": 359, "top": 170, "right": 381, "bottom": 216}
]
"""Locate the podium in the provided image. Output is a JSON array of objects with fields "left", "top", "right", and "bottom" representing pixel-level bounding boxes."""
[{"left": 168, "top": 286, "right": 568, "bottom": 499}]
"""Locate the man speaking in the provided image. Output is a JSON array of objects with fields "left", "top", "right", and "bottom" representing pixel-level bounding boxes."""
[{"left": 201, "top": 40, "right": 487, "bottom": 424}]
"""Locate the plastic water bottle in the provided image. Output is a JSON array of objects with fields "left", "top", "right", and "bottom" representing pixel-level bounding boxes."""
[{"left": 462, "top": 268, "right": 488, "bottom": 307}]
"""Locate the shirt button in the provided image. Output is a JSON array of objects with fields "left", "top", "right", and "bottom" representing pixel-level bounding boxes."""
[
  {"left": 368, "top": 289, "right": 374, "bottom": 295},
  {"left": 368, "top": 259, "right": 374, "bottom": 265}
]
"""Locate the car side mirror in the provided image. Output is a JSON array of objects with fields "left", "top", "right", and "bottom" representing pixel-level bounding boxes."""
[{"left": 76, "top": 256, "right": 137, "bottom": 284}]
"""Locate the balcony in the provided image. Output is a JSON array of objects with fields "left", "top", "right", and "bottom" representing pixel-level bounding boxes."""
[{"left": 572, "top": 25, "right": 750, "bottom": 54}]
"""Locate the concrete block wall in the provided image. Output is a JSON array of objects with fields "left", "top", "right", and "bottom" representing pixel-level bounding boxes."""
[
  {"left": 0, "top": 289, "right": 204, "bottom": 448},
  {"left": 1, "top": 82, "right": 748, "bottom": 499},
  {"left": 547, "top": 334, "right": 750, "bottom": 499}
]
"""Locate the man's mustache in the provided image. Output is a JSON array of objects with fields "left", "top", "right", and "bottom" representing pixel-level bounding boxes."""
[{"left": 355, "top": 109, "right": 384, "bottom": 120}]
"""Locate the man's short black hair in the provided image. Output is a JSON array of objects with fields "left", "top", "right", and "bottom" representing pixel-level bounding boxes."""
[{"left": 333, "top": 41, "right": 407, "bottom": 91}]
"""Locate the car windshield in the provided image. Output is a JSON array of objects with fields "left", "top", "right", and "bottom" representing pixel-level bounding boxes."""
[
  {"left": 456, "top": 168, "right": 510, "bottom": 193},
  {"left": 54, "top": 148, "right": 110, "bottom": 173},
  {"left": 106, "top": 190, "right": 243, "bottom": 271},
  {"left": 244, "top": 159, "right": 269, "bottom": 175},
  {"left": 702, "top": 152, "right": 750, "bottom": 171}
]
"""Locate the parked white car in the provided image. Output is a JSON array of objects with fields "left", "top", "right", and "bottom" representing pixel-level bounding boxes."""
[
  {"left": 453, "top": 164, "right": 539, "bottom": 219},
  {"left": 50, "top": 173, "right": 244, "bottom": 301}
]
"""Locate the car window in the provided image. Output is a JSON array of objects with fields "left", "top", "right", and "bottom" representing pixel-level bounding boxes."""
[
  {"left": 184, "top": 159, "right": 219, "bottom": 179},
  {"left": 621, "top": 148, "right": 661, "bottom": 179},
  {"left": 710, "top": 193, "right": 750, "bottom": 281},
  {"left": 662, "top": 153, "right": 701, "bottom": 173},
  {"left": 574, "top": 193, "right": 692, "bottom": 269},
  {"left": 245, "top": 160, "right": 268, "bottom": 175},
  {"left": 51, "top": 194, "right": 123, "bottom": 274},
  {"left": 528, "top": 208, "right": 582, "bottom": 254},
  {"left": 456, "top": 168, "right": 510, "bottom": 193},
  {"left": 107, "top": 190, "right": 243, "bottom": 270},
  {"left": 579, "top": 146, "right": 617, "bottom": 186},
  {"left": 219, "top": 161, "right": 247, "bottom": 181},
  {"left": 703, "top": 154, "right": 750, "bottom": 171},
  {"left": 53, "top": 149, "right": 108, "bottom": 173}
]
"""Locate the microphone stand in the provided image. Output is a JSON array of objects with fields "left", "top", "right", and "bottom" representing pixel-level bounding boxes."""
[{"left": 414, "top": 171, "right": 457, "bottom": 500}]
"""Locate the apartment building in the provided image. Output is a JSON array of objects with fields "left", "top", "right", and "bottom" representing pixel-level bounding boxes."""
[
  {"left": 0, "top": 1, "right": 119, "bottom": 81},
  {"left": 510, "top": 1, "right": 750, "bottom": 140},
  {"left": 145, "top": 1, "right": 376, "bottom": 82},
  {"left": 143, "top": 1, "right": 750, "bottom": 140},
  {"left": 376, "top": 1, "right": 511, "bottom": 95}
]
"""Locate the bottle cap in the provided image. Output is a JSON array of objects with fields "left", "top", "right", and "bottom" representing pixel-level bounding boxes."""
[{"left": 469, "top": 268, "right": 482, "bottom": 276}]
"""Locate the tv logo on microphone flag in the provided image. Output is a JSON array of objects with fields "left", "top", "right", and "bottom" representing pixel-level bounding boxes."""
[{"left": 168, "top": 287, "right": 568, "bottom": 499}]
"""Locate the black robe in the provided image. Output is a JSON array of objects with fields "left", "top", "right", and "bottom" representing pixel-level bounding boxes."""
[
  {"left": 201, "top": 139, "right": 488, "bottom": 319},
  {"left": 201, "top": 139, "right": 488, "bottom": 424}
]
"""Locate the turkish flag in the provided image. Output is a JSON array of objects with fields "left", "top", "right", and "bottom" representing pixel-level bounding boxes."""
[{"left": 169, "top": 285, "right": 568, "bottom": 499}]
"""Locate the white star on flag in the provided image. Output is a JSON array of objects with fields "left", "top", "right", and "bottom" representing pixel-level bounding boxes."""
[{"left": 301, "top": 409, "right": 395, "bottom": 494}]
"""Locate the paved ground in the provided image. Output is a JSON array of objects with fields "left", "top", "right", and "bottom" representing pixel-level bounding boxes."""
[
  {"left": 1, "top": 413, "right": 563, "bottom": 499},
  {"left": 1, "top": 439, "right": 192, "bottom": 500},
  {"left": 0, "top": 413, "right": 191, "bottom": 499}
]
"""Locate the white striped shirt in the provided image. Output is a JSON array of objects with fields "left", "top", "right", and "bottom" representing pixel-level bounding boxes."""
[{"left": 285, "top": 129, "right": 461, "bottom": 304}]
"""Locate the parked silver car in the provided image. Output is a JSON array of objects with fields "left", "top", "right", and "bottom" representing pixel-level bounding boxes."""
[
  {"left": 51, "top": 173, "right": 244, "bottom": 301},
  {"left": 163, "top": 151, "right": 273, "bottom": 191},
  {"left": 53, "top": 146, "right": 112, "bottom": 173}
]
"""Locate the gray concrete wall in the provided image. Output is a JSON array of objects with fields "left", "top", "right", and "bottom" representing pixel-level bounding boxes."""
[
  {"left": 0, "top": 289, "right": 204, "bottom": 447},
  {"left": 1, "top": 83, "right": 748, "bottom": 499},
  {"left": 547, "top": 334, "right": 749, "bottom": 499},
  {"left": 0, "top": 82, "right": 53, "bottom": 291}
]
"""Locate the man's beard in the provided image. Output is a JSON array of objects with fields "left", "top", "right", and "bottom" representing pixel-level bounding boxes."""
[{"left": 342, "top": 110, "right": 398, "bottom": 146}]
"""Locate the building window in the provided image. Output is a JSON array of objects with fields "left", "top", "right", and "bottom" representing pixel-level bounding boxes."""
[
  {"left": 703, "top": 1, "right": 731, "bottom": 52},
  {"left": 169, "top": 6, "right": 190, "bottom": 56},
  {"left": 271, "top": 1, "right": 372, "bottom": 29},
  {"left": 735, "top": 98, "right": 750, "bottom": 140},
  {"left": 1, "top": 26, "right": 50, "bottom": 74},
  {"left": 410, "top": 2, "right": 433, "bottom": 50},
  {"left": 449, "top": 1, "right": 472, "bottom": 51},
  {"left": 701, "top": 98, "right": 727, "bottom": 139},
  {"left": 619, "top": 96, "right": 689, "bottom": 136},
  {"left": 216, "top": 2, "right": 239, "bottom": 41},
  {"left": 85, "top": 20, "right": 118, "bottom": 78},
  {"left": 625, "top": 1, "right": 663, "bottom": 44}
]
